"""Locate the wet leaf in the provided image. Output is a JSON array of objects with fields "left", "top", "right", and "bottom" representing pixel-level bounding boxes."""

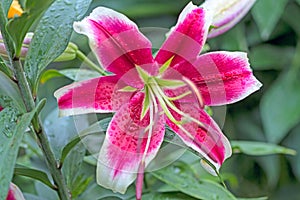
[
  {"left": 24, "top": 0, "right": 92, "bottom": 92},
  {"left": 0, "top": 100, "right": 44, "bottom": 199},
  {"left": 0, "top": 71, "right": 25, "bottom": 111},
  {"left": 7, "top": 0, "right": 54, "bottom": 57},
  {"left": 152, "top": 161, "right": 237, "bottom": 200}
]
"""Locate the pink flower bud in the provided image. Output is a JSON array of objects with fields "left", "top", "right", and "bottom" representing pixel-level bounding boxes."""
[
  {"left": 6, "top": 183, "right": 25, "bottom": 200},
  {"left": 202, "top": 0, "right": 257, "bottom": 38}
]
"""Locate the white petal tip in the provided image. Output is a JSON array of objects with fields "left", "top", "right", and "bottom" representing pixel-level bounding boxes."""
[{"left": 200, "top": 159, "right": 219, "bottom": 176}]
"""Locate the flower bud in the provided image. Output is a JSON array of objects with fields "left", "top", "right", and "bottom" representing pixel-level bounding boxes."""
[
  {"left": 6, "top": 183, "right": 25, "bottom": 200},
  {"left": 201, "top": 0, "right": 256, "bottom": 38},
  {"left": 8, "top": 0, "right": 23, "bottom": 19},
  {"left": 54, "top": 42, "right": 78, "bottom": 62}
]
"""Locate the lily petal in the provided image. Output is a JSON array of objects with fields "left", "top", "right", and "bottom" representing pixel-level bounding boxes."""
[
  {"left": 97, "top": 93, "right": 165, "bottom": 194},
  {"left": 74, "top": 7, "right": 155, "bottom": 88},
  {"left": 54, "top": 75, "right": 133, "bottom": 116},
  {"left": 202, "top": 0, "right": 257, "bottom": 38},
  {"left": 166, "top": 103, "right": 232, "bottom": 172},
  {"left": 6, "top": 183, "right": 25, "bottom": 200},
  {"left": 155, "top": 2, "right": 212, "bottom": 66},
  {"left": 168, "top": 51, "right": 262, "bottom": 106}
]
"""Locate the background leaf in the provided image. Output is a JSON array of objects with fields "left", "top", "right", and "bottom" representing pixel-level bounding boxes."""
[
  {"left": 152, "top": 162, "right": 237, "bottom": 200},
  {"left": 24, "top": 0, "right": 92, "bottom": 92},
  {"left": 260, "top": 65, "right": 300, "bottom": 143},
  {"left": 252, "top": 0, "right": 289, "bottom": 40},
  {"left": 231, "top": 141, "right": 296, "bottom": 156},
  {"left": 249, "top": 45, "right": 295, "bottom": 70}
]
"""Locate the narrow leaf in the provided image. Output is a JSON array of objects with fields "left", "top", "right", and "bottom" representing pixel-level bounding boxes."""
[
  {"left": 14, "top": 165, "right": 55, "bottom": 189},
  {"left": 231, "top": 141, "right": 296, "bottom": 156},
  {"left": 0, "top": 56, "right": 13, "bottom": 77},
  {"left": 40, "top": 68, "right": 99, "bottom": 84}
]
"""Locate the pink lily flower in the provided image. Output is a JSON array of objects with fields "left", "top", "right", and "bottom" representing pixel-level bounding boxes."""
[
  {"left": 202, "top": 0, "right": 257, "bottom": 38},
  {"left": 54, "top": 2, "right": 262, "bottom": 196},
  {"left": 6, "top": 183, "right": 25, "bottom": 200}
]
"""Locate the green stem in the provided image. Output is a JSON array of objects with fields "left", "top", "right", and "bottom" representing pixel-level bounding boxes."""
[
  {"left": 76, "top": 49, "right": 108, "bottom": 75},
  {"left": 12, "top": 59, "right": 71, "bottom": 200}
]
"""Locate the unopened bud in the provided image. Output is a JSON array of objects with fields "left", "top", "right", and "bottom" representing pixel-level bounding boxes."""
[
  {"left": 8, "top": 0, "right": 23, "bottom": 19},
  {"left": 54, "top": 42, "right": 78, "bottom": 62},
  {"left": 202, "top": 0, "right": 257, "bottom": 38},
  {"left": 6, "top": 183, "right": 25, "bottom": 200}
]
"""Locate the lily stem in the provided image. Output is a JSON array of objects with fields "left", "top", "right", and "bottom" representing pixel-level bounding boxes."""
[
  {"left": 76, "top": 49, "right": 108, "bottom": 75},
  {"left": 12, "top": 59, "right": 71, "bottom": 200}
]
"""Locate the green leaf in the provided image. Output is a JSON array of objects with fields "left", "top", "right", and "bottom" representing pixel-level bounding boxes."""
[
  {"left": 60, "top": 117, "right": 111, "bottom": 165},
  {"left": 62, "top": 142, "right": 87, "bottom": 199},
  {"left": 252, "top": 0, "right": 289, "bottom": 40},
  {"left": 40, "top": 68, "right": 99, "bottom": 84},
  {"left": 130, "top": 192, "right": 196, "bottom": 200},
  {"left": 231, "top": 141, "right": 296, "bottom": 156},
  {"left": 76, "top": 183, "right": 135, "bottom": 200},
  {"left": 0, "top": 0, "right": 15, "bottom": 58},
  {"left": 0, "top": 97, "right": 19, "bottom": 137},
  {"left": 249, "top": 45, "right": 295, "bottom": 70},
  {"left": 14, "top": 165, "right": 55, "bottom": 189},
  {"left": 296, "top": 0, "right": 300, "bottom": 6},
  {"left": 238, "top": 198, "right": 268, "bottom": 200},
  {"left": 0, "top": 71, "right": 25, "bottom": 111},
  {"left": 69, "top": 175, "right": 92, "bottom": 198},
  {"left": 256, "top": 156, "right": 280, "bottom": 188},
  {"left": 283, "top": 124, "right": 300, "bottom": 181},
  {"left": 152, "top": 161, "right": 237, "bottom": 200},
  {"left": 282, "top": 3, "right": 300, "bottom": 36},
  {"left": 24, "top": 0, "right": 92, "bottom": 92},
  {"left": 1, "top": 0, "right": 13, "bottom": 14},
  {"left": 0, "top": 100, "right": 44, "bottom": 199},
  {"left": 260, "top": 42, "right": 300, "bottom": 143},
  {"left": 7, "top": 0, "right": 54, "bottom": 57},
  {"left": 43, "top": 107, "right": 88, "bottom": 159},
  {"left": 0, "top": 56, "right": 13, "bottom": 77}
]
